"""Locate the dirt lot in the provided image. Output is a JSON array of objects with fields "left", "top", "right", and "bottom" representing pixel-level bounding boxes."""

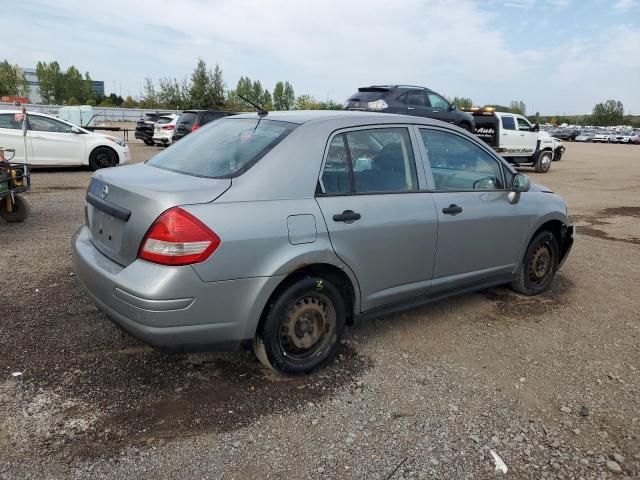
[{"left": 1, "top": 141, "right": 639, "bottom": 479}]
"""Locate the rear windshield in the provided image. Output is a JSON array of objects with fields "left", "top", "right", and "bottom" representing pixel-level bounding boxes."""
[
  {"left": 156, "top": 116, "right": 173, "bottom": 125},
  {"left": 347, "top": 88, "right": 390, "bottom": 102},
  {"left": 148, "top": 118, "right": 297, "bottom": 179},
  {"left": 178, "top": 112, "right": 197, "bottom": 124}
]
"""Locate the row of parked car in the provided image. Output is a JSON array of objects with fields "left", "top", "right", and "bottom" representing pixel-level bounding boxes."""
[
  {"left": 543, "top": 126, "right": 640, "bottom": 144},
  {"left": 135, "top": 110, "right": 234, "bottom": 146}
]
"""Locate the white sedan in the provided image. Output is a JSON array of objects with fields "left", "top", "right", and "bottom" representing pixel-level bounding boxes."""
[{"left": 0, "top": 110, "right": 129, "bottom": 170}]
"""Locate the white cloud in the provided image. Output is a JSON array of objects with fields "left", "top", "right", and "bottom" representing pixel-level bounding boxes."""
[
  {"left": 2, "top": 0, "right": 639, "bottom": 113},
  {"left": 613, "top": 0, "right": 637, "bottom": 11}
]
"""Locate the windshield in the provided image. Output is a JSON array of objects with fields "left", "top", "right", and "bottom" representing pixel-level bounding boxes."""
[{"left": 148, "top": 118, "right": 297, "bottom": 178}]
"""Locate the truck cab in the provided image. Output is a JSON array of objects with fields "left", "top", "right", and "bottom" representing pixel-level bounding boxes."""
[{"left": 464, "top": 107, "right": 565, "bottom": 173}]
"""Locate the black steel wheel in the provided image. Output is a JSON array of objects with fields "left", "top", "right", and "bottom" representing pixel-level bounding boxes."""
[
  {"left": 253, "top": 276, "right": 346, "bottom": 374},
  {"left": 89, "top": 147, "right": 117, "bottom": 170},
  {"left": 511, "top": 230, "right": 559, "bottom": 295}
]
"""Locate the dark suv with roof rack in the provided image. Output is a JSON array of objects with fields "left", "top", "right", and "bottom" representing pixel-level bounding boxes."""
[
  {"left": 173, "top": 110, "right": 236, "bottom": 142},
  {"left": 344, "top": 85, "right": 474, "bottom": 131}
]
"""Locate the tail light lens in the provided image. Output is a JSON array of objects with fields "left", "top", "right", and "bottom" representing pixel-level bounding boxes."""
[
  {"left": 138, "top": 207, "right": 220, "bottom": 266},
  {"left": 162, "top": 124, "right": 175, "bottom": 130},
  {"left": 191, "top": 124, "right": 200, "bottom": 132}
]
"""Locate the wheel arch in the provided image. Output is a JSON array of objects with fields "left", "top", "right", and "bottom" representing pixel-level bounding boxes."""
[
  {"left": 523, "top": 217, "right": 573, "bottom": 269},
  {"left": 254, "top": 262, "right": 359, "bottom": 340}
]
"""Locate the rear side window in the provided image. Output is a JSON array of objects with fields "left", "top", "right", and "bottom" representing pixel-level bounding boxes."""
[
  {"left": 0, "top": 114, "right": 20, "bottom": 129},
  {"left": 202, "top": 112, "right": 225, "bottom": 124},
  {"left": 347, "top": 88, "right": 389, "bottom": 102},
  {"left": 501, "top": 116, "right": 515, "bottom": 130},
  {"left": 406, "top": 91, "right": 427, "bottom": 107},
  {"left": 148, "top": 118, "right": 296, "bottom": 179},
  {"left": 320, "top": 128, "right": 418, "bottom": 194}
]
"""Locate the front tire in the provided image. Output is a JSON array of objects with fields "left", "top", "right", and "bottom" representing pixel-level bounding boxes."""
[
  {"left": 89, "top": 147, "right": 117, "bottom": 170},
  {"left": 0, "top": 195, "right": 29, "bottom": 223},
  {"left": 511, "top": 231, "right": 559, "bottom": 296},
  {"left": 253, "top": 276, "right": 346, "bottom": 375},
  {"left": 534, "top": 151, "right": 552, "bottom": 173}
]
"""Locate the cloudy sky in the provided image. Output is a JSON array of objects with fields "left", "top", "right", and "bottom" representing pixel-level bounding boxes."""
[{"left": 4, "top": 0, "right": 639, "bottom": 114}]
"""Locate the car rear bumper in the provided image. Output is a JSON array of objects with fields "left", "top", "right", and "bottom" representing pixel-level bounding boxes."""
[
  {"left": 134, "top": 130, "right": 153, "bottom": 141},
  {"left": 72, "top": 226, "right": 283, "bottom": 352}
]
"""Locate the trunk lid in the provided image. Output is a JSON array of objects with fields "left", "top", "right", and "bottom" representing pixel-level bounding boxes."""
[{"left": 86, "top": 163, "right": 231, "bottom": 266}]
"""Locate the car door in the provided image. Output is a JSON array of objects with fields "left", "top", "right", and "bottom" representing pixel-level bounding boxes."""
[
  {"left": 403, "top": 90, "right": 430, "bottom": 118},
  {"left": 315, "top": 126, "right": 438, "bottom": 312},
  {"left": 425, "top": 91, "right": 455, "bottom": 124},
  {"left": 0, "top": 113, "right": 33, "bottom": 163},
  {"left": 514, "top": 115, "right": 537, "bottom": 156},
  {"left": 416, "top": 127, "right": 537, "bottom": 292},
  {"left": 28, "top": 115, "right": 86, "bottom": 166},
  {"left": 497, "top": 115, "right": 520, "bottom": 154}
]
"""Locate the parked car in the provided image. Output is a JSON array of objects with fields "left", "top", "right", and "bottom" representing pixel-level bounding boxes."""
[
  {"left": 72, "top": 111, "right": 574, "bottom": 374},
  {"left": 0, "top": 110, "right": 129, "bottom": 169},
  {"left": 628, "top": 132, "right": 640, "bottom": 144},
  {"left": 135, "top": 112, "right": 173, "bottom": 145},
  {"left": 575, "top": 132, "right": 593, "bottom": 142},
  {"left": 152, "top": 114, "right": 179, "bottom": 146},
  {"left": 592, "top": 132, "right": 611, "bottom": 143},
  {"left": 343, "top": 85, "right": 475, "bottom": 131},
  {"left": 173, "top": 110, "right": 236, "bottom": 142}
]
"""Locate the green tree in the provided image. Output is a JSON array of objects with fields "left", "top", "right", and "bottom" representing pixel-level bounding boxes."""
[
  {"left": 591, "top": 99, "right": 624, "bottom": 126},
  {"left": 122, "top": 95, "right": 137, "bottom": 108},
  {"left": 210, "top": 64, "right": 225, "bottom": 107},
  {"left": 509, "top": 100, "right": 526, "bottom": 115},
  {"left": 82, "top": 72, "right": 93, "bottom": 103},
  {"left": 189, "top": 58, "right": 210, "bottom": 108},
  {"left": 282, "top": 81, "right": 295, "bottom": 110},
  {"left": 272, "top": 81, "right": 285, "bottom": 110},
  {"left": 36, "top": 61, "right": 64, "bottom": 103},
  {"left": 294, "top": 94, "right": 317, "bottom": 110},
  {"left": 64, "top": 66, "right": 84, "bottom": 103},
  {"left": 140, "top": 77, "right": 158, "bottom": 108},
  {"left": 451, "top": 96, "right": 473, "bottom": 109},
  {"left": 159, "top": 77, "right": 185, "bottom": 108}
]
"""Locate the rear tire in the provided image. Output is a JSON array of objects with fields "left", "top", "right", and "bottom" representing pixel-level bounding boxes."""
[
  {"left": 0, "top": 196, "right": 29, "bottom": 223},
  {"left": 89, "top": 147, "right": 117, "bottom": 170},
  {"left": 143, "top": 139, "right": 154, "bottom": 146},
  {"left": 253, "top": 276, "right": 346, "bottom": 375},
  {"left": 511, "top": 230, "right": 559, "bottom": 296},
  {"left": 534, "top": 151, "right": 552, "bottom": 173}
]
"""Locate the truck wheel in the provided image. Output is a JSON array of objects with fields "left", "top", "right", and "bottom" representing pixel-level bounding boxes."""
[
  {"left": 534, "top": 152, "right": 552, "bottom": 173},
  {"left": 89, "top": 147, "right": 117, "bottom": 170},
  {"left": 1, "top": 196, "right": 29, "bottom": 223},
  {"left": 511, "top": 230, "right": 559, "bottom": 296},
  {"left": 253, "top": 276, "right": 346, "bottom": 375}
]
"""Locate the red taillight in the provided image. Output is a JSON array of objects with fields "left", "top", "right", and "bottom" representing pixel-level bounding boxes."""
[
  {"left": 191, "top": 124, "right": 200, "bottom": 132},
  {"left": 138, "top": 207, "right": 220, "bottom": 266},
  {"left": 162, "top": 124, "right": 175, "bottom": 130}
]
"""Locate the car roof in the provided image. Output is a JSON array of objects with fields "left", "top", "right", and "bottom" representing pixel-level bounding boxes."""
[{"left": 226, "top": 109, "right": 447, "bottom": 127}]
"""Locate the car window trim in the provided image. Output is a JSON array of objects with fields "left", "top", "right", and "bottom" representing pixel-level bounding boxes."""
[
  {"left": 414, "top": 125, "right": 510, "bottom": 193},
  {"left": 316, "top": 124, "right": 423, "bottom": 197}
]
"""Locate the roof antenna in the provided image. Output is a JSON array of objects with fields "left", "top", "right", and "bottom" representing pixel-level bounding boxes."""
[{"left": 239, "top": 95, "right": 268, "bottom": 117}]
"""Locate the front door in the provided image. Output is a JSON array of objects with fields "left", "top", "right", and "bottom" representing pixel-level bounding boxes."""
[
  {"left": 416, "top": 127, "right": 537, "bottom": 292},
  {"left": 426, "top": 91, "right": 456, "bottom": 125},
  {"left": 28, "top": 115, "right": 86, "bottom": 166},
  {"left": 497, "top": 114, "right": 521, "bottom": 155},
  {"left": 514, "top": 115, "right": 538, "bottom": 156},
  {"left": 316, "top": 126, "right": 438, "bottom": 312}
]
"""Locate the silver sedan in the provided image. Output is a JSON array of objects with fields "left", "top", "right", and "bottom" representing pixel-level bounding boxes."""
[{"left": 72, "top": 111, "right": 574, "bottom": 374}]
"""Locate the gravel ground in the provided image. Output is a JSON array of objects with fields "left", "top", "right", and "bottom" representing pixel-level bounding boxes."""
[{"left": 1, "top": 141, "right": 639, "bottom": 479}]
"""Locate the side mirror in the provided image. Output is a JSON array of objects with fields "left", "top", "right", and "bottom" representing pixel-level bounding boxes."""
[
  {"left": 530, "top": 123, "right": 540, "bottom": 132},
  {"left": 450, "top": 104, "right": 457, "bottom": 111},
  {"left": 508, "top": 173, "right": 530, "bottom": 204},
  {"left": 71, "top": 126, "right": 81, "bottom": 134}
]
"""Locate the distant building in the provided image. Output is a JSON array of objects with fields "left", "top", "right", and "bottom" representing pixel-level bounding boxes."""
[{"left": 19, "top": 67, "right": 105, "bottom": 105}]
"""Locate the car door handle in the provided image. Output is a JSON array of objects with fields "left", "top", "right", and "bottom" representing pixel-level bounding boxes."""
[
  {"left": 432, "top": 110, "right": 440, "bottom": 113},
  {"left": 407, "top": 107, "right": 415, "bottom": 111},
  {"left": 442, "top": 204, "right": 463, "bottom": 215},
  {"left": 333, "top": 210, "right": 361, "bottom": 222}
]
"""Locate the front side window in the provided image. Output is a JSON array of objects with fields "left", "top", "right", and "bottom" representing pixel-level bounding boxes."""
[
  {"left": 29, "top": 116, "right": 74, "bottom": 133},
  {"left": 501, "top": 116, "right": 516, "bottom": 130},
  {"left": 320, "top": 128, "right": 418, "bottom": 194},
  {"left": 148, "top": 118, "right": 296, "bottom": 178},
  {"left": 427, "top": 93, "right": 449, "bottom": 109},
  {"left": 516, "top": 117, "right": 532, "bottom": 131},
  {"left": 420, "top": 129, "right": 504, "bottom": 191}
]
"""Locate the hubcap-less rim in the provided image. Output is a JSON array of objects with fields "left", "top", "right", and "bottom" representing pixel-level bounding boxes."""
[
  {"left": 279, "top": 294, "right": 336, "bottom": 361},
  {"left": 95, "top": 151, "right": 112, "bottom": 168},
  {"left": 529, "top": 244, "right": 552, "bottom": 285},
  {"left": 542, "top": 154, "right": 551, "bottom": 170}
]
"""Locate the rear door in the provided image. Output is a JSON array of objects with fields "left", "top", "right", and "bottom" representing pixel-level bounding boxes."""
[
  {"left": 315, "top": 126, "right": 438, "bottom": 312},
  {"left": 0, "top": 113, "right": 33, "bottom": 163},
  {"left": 416, "top": 127, "right": 535, "bottom": 291},
  {"left": 27, "top": 115, "right": 85, "bottom": 166},
  {"left": 404, "top": 90, "right": 430, "bottom": 117}
]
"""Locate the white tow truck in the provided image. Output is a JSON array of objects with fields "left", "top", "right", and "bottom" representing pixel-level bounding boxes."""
[{"left": 462, "top": 107, "right": 565, "bottom": 173}]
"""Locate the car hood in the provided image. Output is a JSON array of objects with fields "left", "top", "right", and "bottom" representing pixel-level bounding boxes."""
[{"left": 530, "top": 182, "right": 553, "bottom": 193}]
